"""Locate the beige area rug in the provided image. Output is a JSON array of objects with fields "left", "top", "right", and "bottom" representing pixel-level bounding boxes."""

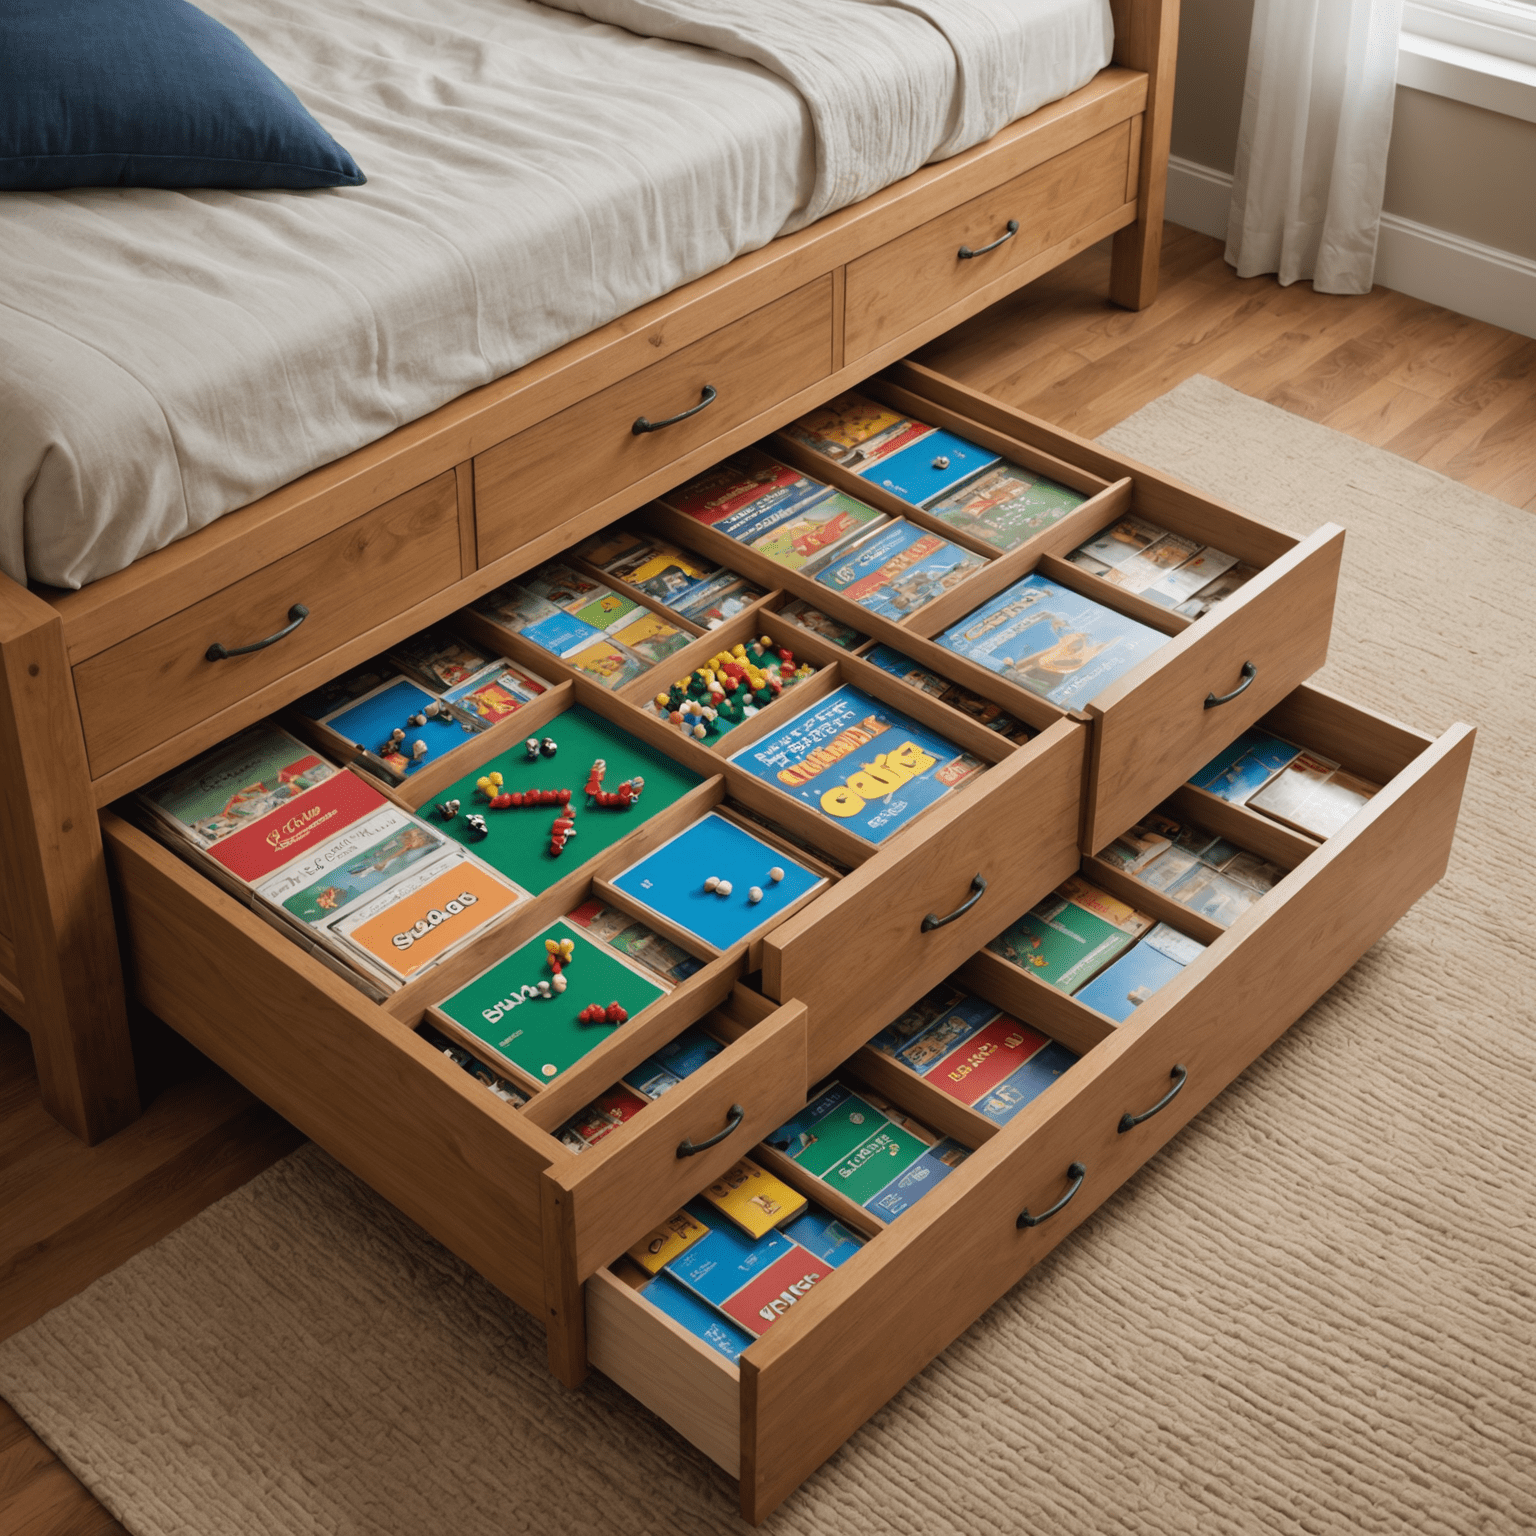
[{"left": 4, "top": 376, "right": 1534, "bottom": 1535}]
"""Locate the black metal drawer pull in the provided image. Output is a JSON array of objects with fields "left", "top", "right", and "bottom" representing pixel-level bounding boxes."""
[
  {"left": 921, "top": 873, "right": 987, "bottom": 932},
  {"left": 676, "top": 1103, "right": 744, "bottom": 1158},
  {"left": 959, "top": 219, "right": 1019, "bottom": 259},
  {"left": 1118, "top": 1064, "right": 1188, "bottom": 1133},
  {"left": 633, "top": 384, "right": 717, "bottom": 435},
  {"left": 205, "top": 603, "right": 309, "bottom": 662},
  {"left": 1204, "top": 660, "right": 1256, "bottom": 708},
  {"left": 1016, "top": 1161, "right": 1087, "bottom": 1228}
]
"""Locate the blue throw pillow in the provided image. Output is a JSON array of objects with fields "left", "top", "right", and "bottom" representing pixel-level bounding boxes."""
[{"left": 0, "top": 0, "right": 365, "bottom": 191}]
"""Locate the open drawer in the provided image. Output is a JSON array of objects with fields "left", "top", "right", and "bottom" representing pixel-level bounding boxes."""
[
  {"left": 585, "top": 685, "right": 1473, "bottom": 1522},
  {"left": 450, "top": 607, "right": 1089, "bottom": 1073},
  {"left": 103, "top": 787, "right": 813, "bottom": 1383},
  {"left": 641, "top": 361, "right": 1342, "bottom": 859}
]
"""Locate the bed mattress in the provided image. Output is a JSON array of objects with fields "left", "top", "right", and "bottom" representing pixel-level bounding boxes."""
[{"left": 0, "top": 0, "right": 1111, "bottom": 590}]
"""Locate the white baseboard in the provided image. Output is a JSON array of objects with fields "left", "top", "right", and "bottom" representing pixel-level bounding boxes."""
[{"left": 1165, "top": 155, "right": 1536, "bottom": 340}]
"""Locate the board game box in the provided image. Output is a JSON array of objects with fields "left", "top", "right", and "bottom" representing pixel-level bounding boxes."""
[
  {"left": 986, "top": 875, "right": 1153, "bottom": 992},
  {"left": 856, "top": 428, "right": 1000, "bottom": 506},
  {"left": 609, "top": 813, "right": 826, "bottom": 952},
  {"left": 435, "top": 919, "right": 666, "bottom": 1084},
  {"left": 141, "top": 723, "right": 336, "bottom": 848},
  {"left": 936, "top": 574, "right": 1167, "bottom": 708},
  {"left": 813, "top": 520, "right": 986, "bottom": 619},
  {"left": 927, "top": 462, "right": 1086, "bottom": 551},
  {"left": 745, "top": 489, "right": 886, "bottom": 573},
  {"left": 1247, "top": 753, "right": 1379, "bottom": 839},
  {"left": 1074, "top": 922, "right": 1206, "bottom": 1022},
  {"left": 728, "top": 684, "right": 982, "bottom": 844},
  {"left": 660, "top": 449, "right": 828, "bottom": 543},
  {"left": 779, "top": 391, "right": 931, "bottom": 469}
]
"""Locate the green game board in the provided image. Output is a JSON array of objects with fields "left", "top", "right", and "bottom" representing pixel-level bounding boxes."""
[
  {"left": 437, "top": 920, "right": 666, "bottom": 1082},
  {"left": 430, "top": 705, "right": 701, "bottom": 894}
]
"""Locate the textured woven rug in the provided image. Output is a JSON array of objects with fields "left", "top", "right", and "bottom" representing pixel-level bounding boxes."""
[{"left": 3, "top": 375, "right": 1533, "bottom": 1535}]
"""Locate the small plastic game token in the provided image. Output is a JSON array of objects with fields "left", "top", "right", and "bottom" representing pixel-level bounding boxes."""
[
  {"left": 541, "top": 737, "right": 558, "bottom": 757},
  {"left": 542, "top": 1064, "right": 557, "bottom": 1077},
  {"left": 525, "top": 737, "right": 541, "bottom": 759},
  {"left": 704, "top": 876, "right": 720, "bottom": 892},
  {"left": 716, "top": 880, "right": 732, "bottom": 897},
  {"left": 434, "top": 799, "right": 460, "bottom": 821},
  {"left": 932, "top": 455, "right": 950, "bottom": 470},
  {"left": 748, "top": 886, "right": 763, "bottom": 904},
  {"left": 768, "top": 866, "right": 785, "bottom": 883},
  {"left": 411, "top": 739, "right": 428, "bottom": 759}
]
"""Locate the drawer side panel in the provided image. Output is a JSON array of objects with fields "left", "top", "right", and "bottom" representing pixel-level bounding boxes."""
[{"left": 102, "top": 813, "right": 553, "bottom": 1314}]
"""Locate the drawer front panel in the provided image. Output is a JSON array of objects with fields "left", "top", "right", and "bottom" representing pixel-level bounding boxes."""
[
  {"left": 1083, "top": 522, "right": 1345, "bottom": 852},
  {"left": 844, "top": 123, "right": 1134, "bottom": 361},
  {"left": 761, "top": 720, "right": 1087, "bottom": 1080},
  {"left": 738, "top": 719, "right": 1474, "bottom": 1521},
  {"left": 75, "top": 473, "right": 461, "bottom": 779},
  {"left": 475, "top": 279, "right": 835, "bottom": 569},
  {"left": 100, "top": 811, "right": 553, "bottom": 1315},
  {"left": 550, "top": 1002, "right": 810, "bottom": 1284}
]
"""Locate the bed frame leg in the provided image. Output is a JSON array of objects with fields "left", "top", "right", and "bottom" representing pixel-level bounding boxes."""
[
  {"left": 0, "top": 578, "right": 140, "bottom": 1144},
  {"left": 1108, "top": 0, "right": 1180, "bottom": 311}
]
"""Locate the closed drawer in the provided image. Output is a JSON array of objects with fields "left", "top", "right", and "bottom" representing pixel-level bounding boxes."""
[
  {"left": 474, "top": 279, "right": 835, "bottom": 569},
  {"left": 74, "top": 473, "right": 462, "bottom": 779},
  {"left": 844, "top": 122, "right": 1137, "bottom": 362},
  {"left": 587, "top": 686, "right": 1473, "bottom": 1522}
]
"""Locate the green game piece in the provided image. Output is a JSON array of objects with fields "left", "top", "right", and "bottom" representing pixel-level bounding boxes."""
[{"left": 432, "top": 704, "right": 700, "bottom": 894}]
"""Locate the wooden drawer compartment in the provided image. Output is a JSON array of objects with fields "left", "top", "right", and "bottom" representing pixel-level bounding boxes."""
[
  {"left": 706, "top": 362, "right": 1347, "bottom": 855},
  {"left": 474, "top": 278, "right": 835, "bottom": 570},
  {"left": 453, "top": 609, "right": 1088, "bottom": 1071},
  {"left": 73, "top": 472, "right": 462, "bottom": 780},
  {"left": 587, "top": 685, "right": 1473, "bottom": 1522},
  {"left": 101, "top": 789, "right": 812, "bottom": 1379},
  {"left": 844, "top": 122, "right": 1138, "bottom": 362}
]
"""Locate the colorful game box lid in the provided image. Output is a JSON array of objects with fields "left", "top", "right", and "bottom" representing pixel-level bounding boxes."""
[
  {"left": 855, "top": 428, "right": 999, "bottom": 506},
  {"left": 936, "top": 574, "right": 1167, "bottom": 709},
  {"left": 608, "top": 813, "right": 825, "bottom": 952},
  {"left": 729, "top": 684, "right": 981, "bottom": 845},
  {"left": 434, "top": 919, "right": 667, "bottom": 1082}
]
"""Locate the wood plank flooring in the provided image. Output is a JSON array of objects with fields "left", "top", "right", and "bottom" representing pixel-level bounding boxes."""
[
  {"left": 3, "top": 219, "right": 1530, "bottom": 1536},
  {"left": 0, "top": 1014, "right": 299, "bottom": 1536},
  {"left": 916, "top": 223, "right": 1536, "bottom": 509}
]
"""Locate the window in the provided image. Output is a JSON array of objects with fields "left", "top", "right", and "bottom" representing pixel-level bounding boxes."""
[{"left": 1400, "top": 0, "right": 1536, "bottom": 124}]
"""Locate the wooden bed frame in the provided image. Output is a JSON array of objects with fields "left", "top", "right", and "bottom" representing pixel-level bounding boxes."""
[{"left": 0, "top": 0, "right": 1177, "bottom": 1145}]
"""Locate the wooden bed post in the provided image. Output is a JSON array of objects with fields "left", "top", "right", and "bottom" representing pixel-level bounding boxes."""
[
  {"left": 1108, "top": 0, "right": 1181, "bottom": 310},
  {"left": 0, "top": 576, "right": 139, "bottom": 1143}
]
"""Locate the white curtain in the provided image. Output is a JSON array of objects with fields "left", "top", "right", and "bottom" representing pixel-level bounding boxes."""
[{"left": 1225, "top": 0, "right": 1405, "bottom": 295}]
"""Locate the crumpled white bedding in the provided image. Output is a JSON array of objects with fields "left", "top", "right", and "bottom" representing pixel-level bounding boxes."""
[
  {"left": 543, "top": 0, "right": 1116, "bottom": 229},
  {"left": 0, "top": 0, "right": 1111, "bottom": 590}
]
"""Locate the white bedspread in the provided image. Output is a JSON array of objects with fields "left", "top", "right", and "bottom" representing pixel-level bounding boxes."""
[
  {"left": 544, "top": 0, "right": 1116, "bottom": 228},
  {"left": 0, "top": 0, "right": 1111, "bottom": 590}
]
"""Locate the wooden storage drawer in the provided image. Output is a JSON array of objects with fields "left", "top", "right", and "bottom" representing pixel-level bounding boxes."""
[
  {"left": 739, "top": 363, "right": 1345, "bottom": 853},
  {"left": 101, "top": 793, "right": 811, "bottom": 1379},
  {"left": 474, "top": 278, "right": 835, "bottom": 569},
  {"left": 844, "top": 122, "right": 1138, "bottom": 362},
  {"left": 588, "top": 685, "right": 1474, "bottom": 1522},
  {"left": 454, "top": 609, "right": 1089, "bottom": 1069},
  {"left": 73, "top": 472, "right": 462, "bottom": 779}
]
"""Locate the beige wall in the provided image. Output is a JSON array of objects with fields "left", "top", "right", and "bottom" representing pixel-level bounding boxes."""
[
  {"left": 1385, "top": 89, "right": 1536, "bottom": 260},
  {"left": 1171, "top": 0, "right": 1252, "bottom": 176},
  {"left": 1168, "top": 0, "right": 1536, "bottom": 259}
]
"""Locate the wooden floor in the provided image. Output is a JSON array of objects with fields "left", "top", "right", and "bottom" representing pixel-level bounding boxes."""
[
  {"left": 917, "top": 224, "right": 1536, "bottom": 510},
  {"left": 3, "top": 220, "right": 1531, "bottom": 1536}
]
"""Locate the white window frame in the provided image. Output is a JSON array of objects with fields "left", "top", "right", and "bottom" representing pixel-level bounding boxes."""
[{"left": 1400, "top": 0, "right": 1536, "bottom": 124}]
